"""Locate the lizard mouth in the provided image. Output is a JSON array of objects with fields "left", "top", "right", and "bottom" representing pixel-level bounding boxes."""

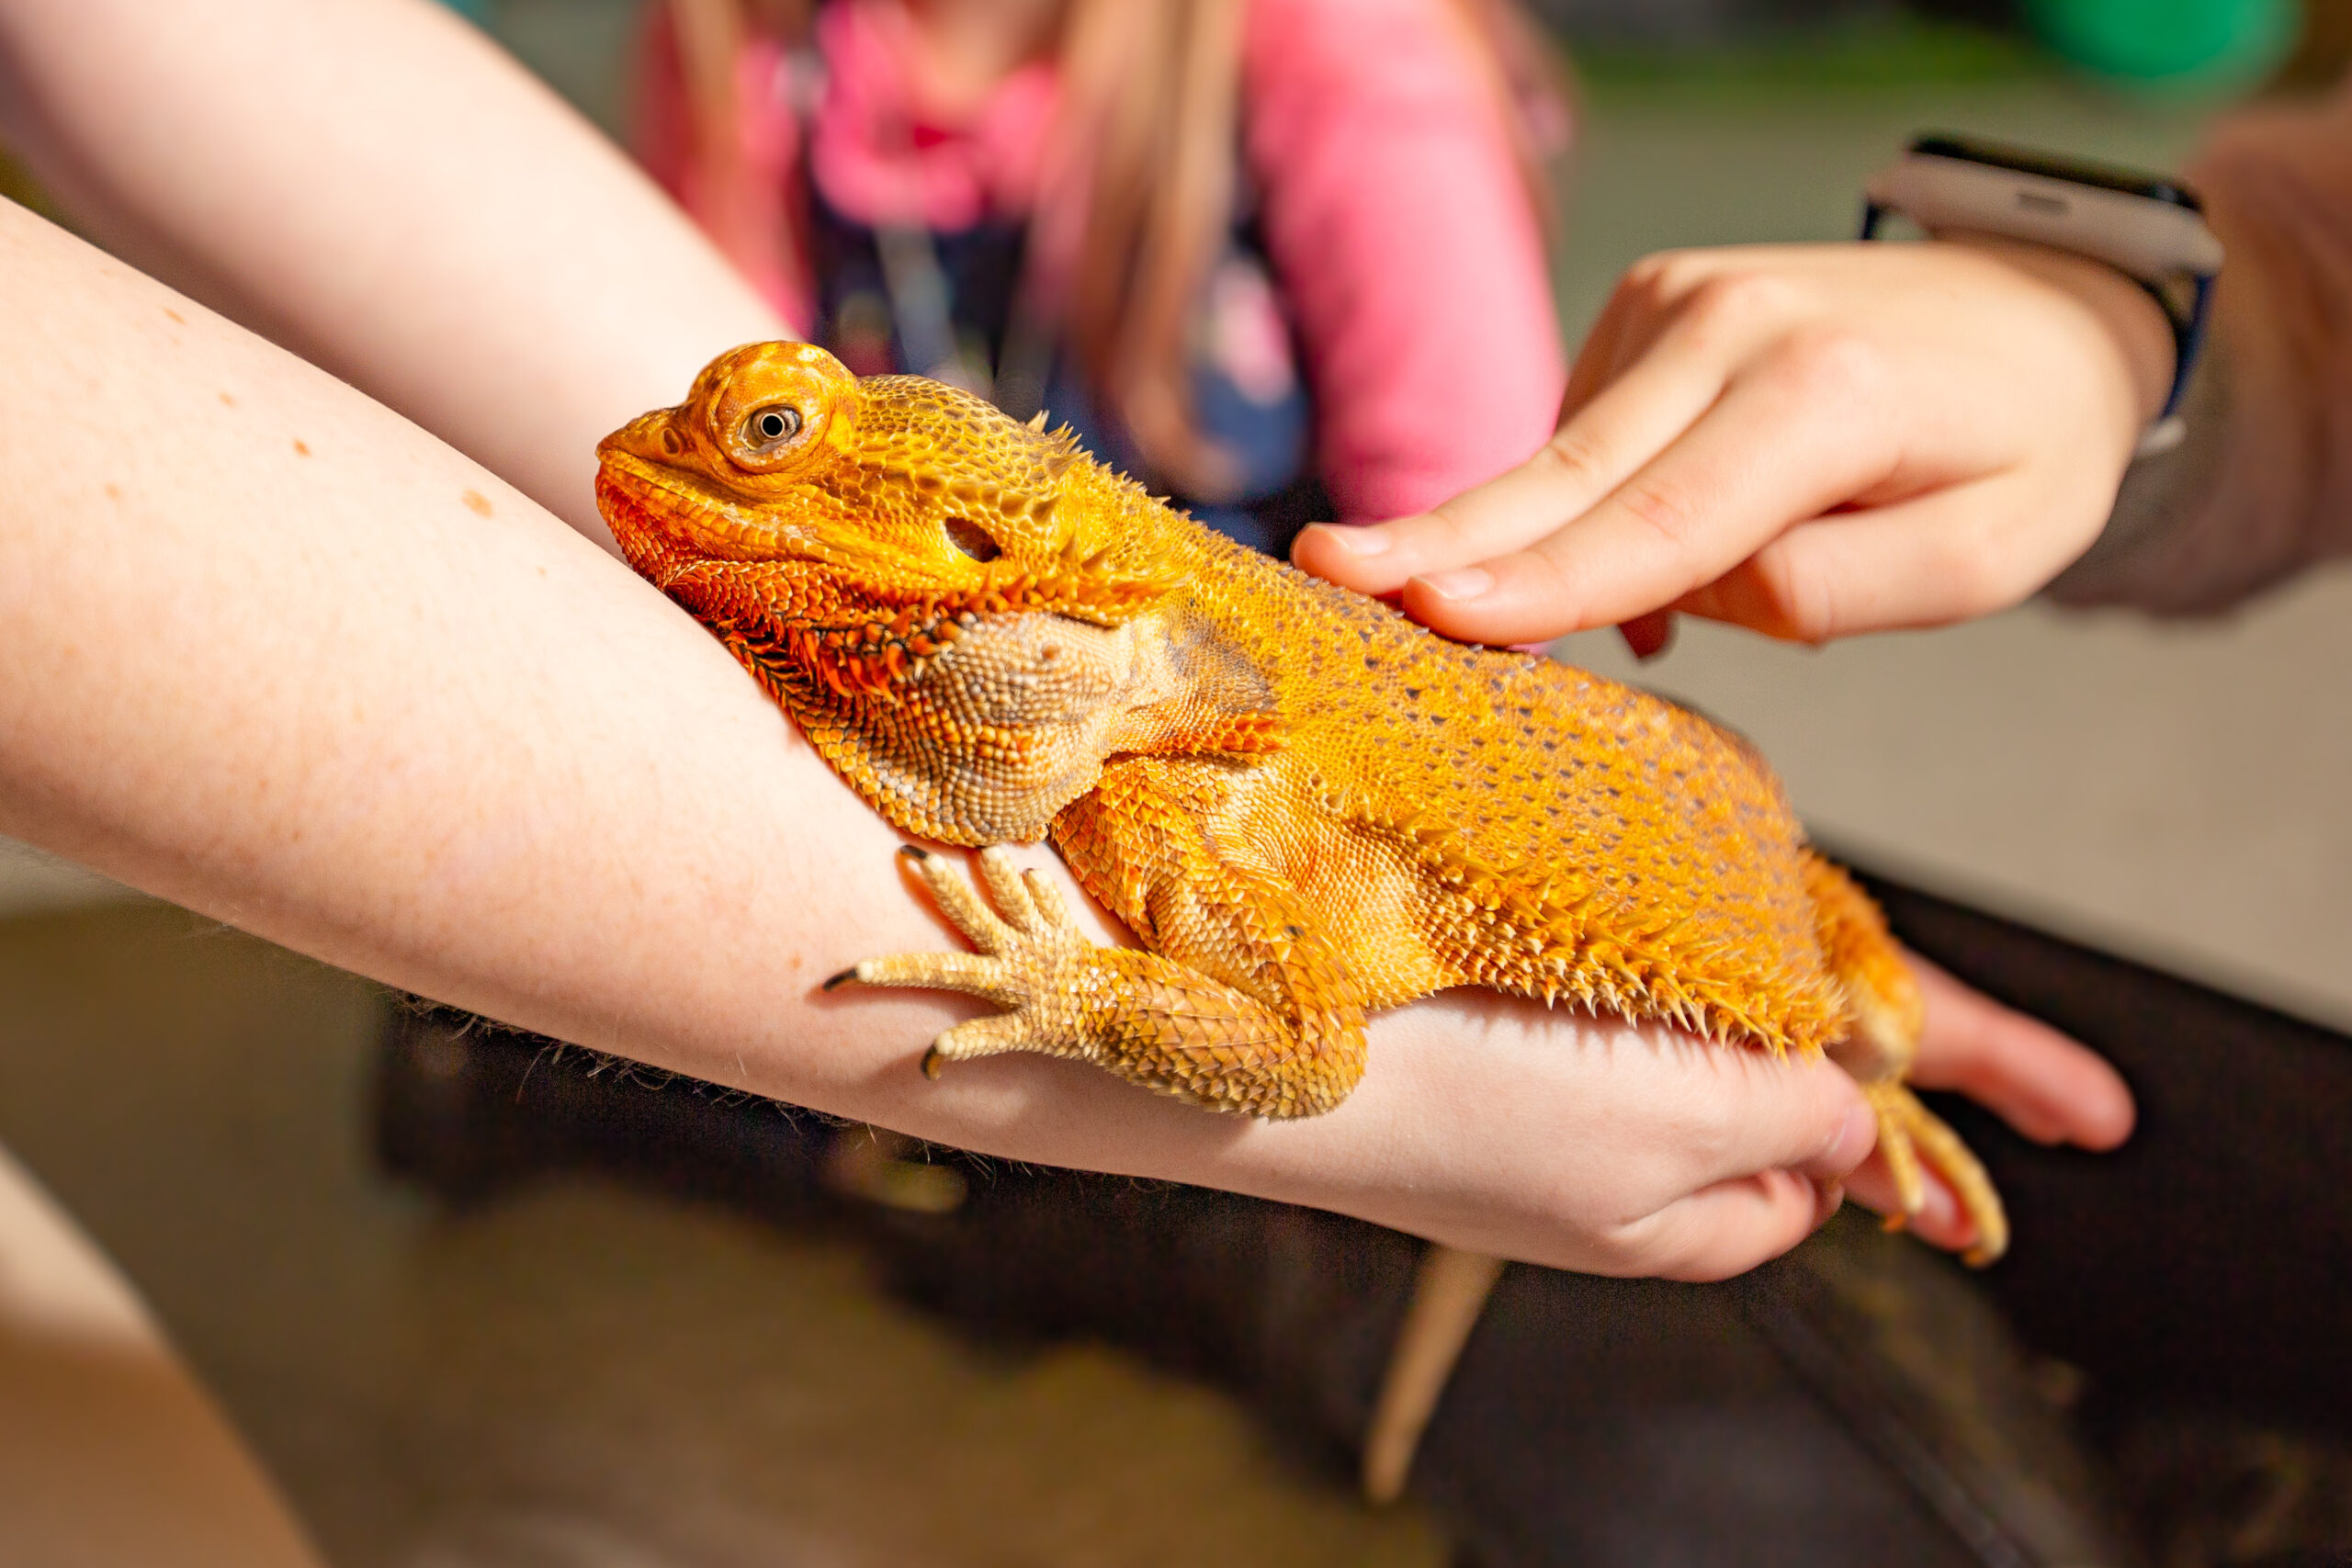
[
  {"left": 594, "top": 448, "right": 823, "bottom": 566},
  {"left": 593, "top": 453, "right": 982, "bottom": 697},
  {"left": 594, "top": 446, "right": 1181, "bottom": 705}
]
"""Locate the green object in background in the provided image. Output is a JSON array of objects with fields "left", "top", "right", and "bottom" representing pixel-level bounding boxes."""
[
  {"left": 435, "top": 0, "right": 493, "bottom": 24},
  {"left": 2024, "top": 0, "right": 2299, "bottom": 87}
]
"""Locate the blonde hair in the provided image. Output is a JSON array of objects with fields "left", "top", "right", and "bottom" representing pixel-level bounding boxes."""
[{"left": 666, "top": 0, "right": 1566, "bottom": 500}]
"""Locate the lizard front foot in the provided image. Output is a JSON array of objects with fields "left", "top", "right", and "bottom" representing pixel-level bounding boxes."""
[
  {"left": 1864, "top": 1081, "right": 2011, "bottom": 1266},
  {"left": 829, "top": 843, "right": 1365, "bottom": 1115},
  {"left": 827, "top": 845, "right": 1100, "bottom": 1075}
]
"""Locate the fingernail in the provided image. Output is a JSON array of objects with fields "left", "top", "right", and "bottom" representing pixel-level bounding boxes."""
[
  {"left": 1618, "top": 610, "right": 1677, "bottom": 661},
  {"left": 1826, "top": 1102, "right": 1877, "bottom": 1171},
  {"left": 1413, "top": 567, "right": 1494, "bottom": 602},
  {"left": 1814, "top": 1180, "right": 1846, "bottom": 1231},
  {"left": 1310, "top": 524, "right": 1389, "bottom": 558}
]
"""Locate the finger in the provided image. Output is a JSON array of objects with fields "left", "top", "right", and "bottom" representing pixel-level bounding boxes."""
[
  {"left": 1905, "top": 953, "right": 2134, "bottom": 1149},
  {"left": 900, "top": 846, "right": 1010, "bottom": 953},
  {"left": 1566, "top": 247, "right": 1763, "bottom": 414},
  {"left": 1293, "top": 303, "right": 1775, "bottom": 596},
  {"left": 1556, "top": 277, "right": 1639, "bottom": 420},
  {"left": 1022, "top": 867, "right": 1078, "bottom": 932},
  {"left": 1844, "top": 1152, "right": 1973, "bottom": 1250},
  {"left": 853, "top": 950, "right": 1007, "bottom": 998},
  {"left": 1611, "top": 1167, "right": 1845, "bottom": 1281},
  {"left": 1673, "top": 474, "right": 2060, "bottom": 642},
  {"left": 1295, "top": 251, "right": 1735, "bottom": 596},
  {"left": 1399, "top": 361, "right": 1896, "bottom": 645},
  {"left": 926, "top": 1012, "right": 1038, "bottom": 1071}
]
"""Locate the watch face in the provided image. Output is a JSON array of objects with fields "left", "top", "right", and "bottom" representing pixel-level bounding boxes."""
[{"left": 1909, "top": 132, "right": 2203, "bottom": 212}]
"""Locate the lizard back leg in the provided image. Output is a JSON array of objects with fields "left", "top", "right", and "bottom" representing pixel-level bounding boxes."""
[{"left": 1804, "top": 852, "right": 2010, "bottom": 1265}]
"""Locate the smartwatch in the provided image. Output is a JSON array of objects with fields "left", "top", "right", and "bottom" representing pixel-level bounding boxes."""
[{"left": 1861, "top": 132, "right": 2222, "bottom": 456}]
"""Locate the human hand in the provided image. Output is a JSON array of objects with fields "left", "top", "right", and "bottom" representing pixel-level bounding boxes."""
[
  {"left": 1845, "top": 951, "right": 2135, "bottom": 1251},
  {"left": 1317, "top": 988, "right": 1881, "bottom": 1280},
  {"left": 1294, "top": 239, "right": 2175, "bottom": 647},
  {"left": 1322, "top": 942, "right": 2132, "bottom": 1274}
]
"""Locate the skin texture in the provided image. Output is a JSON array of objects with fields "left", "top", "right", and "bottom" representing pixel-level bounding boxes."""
[{"left": 594, "top": 341, "right": 2007, "bottom": 1259}]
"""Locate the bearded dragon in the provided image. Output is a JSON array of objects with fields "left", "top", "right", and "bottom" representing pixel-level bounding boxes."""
[{"left": 595, "top": 341, "right": 2009, "bottom": 1501}]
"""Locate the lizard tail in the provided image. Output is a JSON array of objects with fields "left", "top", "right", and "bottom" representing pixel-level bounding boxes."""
[{"left": 1361, "top": 1245, "right": 1507, "bottom": 1505}]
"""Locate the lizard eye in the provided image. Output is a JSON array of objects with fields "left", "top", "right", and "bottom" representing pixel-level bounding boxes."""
[
  {"left": 741, "top": 403, "right": 804, "bottom": 454},
  {"left": 943, "top": 517, "right": 1002, "bottom": 562},
  {"left": 701, "top": 344, "right": 854, "bottom": 473}
]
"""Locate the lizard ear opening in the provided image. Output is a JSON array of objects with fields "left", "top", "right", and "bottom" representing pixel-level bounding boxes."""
[{"left": 943, "top": 517, "right": 1003, "bottom": 562}]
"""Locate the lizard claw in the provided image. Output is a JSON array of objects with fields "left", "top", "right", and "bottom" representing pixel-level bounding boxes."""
[{"left": 1865, "top": 1081, "right": 2010, "bottom": 1265}]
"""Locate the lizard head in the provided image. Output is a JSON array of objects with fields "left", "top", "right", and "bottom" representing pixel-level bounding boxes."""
[{"left": 595, "top": 341, "right": 1184, "bottom": 705}]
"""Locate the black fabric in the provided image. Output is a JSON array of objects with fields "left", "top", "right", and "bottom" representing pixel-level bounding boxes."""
[{"left": 1855, "top": 873, "right": 2352, "bottom": 1427}]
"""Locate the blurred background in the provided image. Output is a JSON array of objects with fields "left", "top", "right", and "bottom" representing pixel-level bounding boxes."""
[{"left": 3, "top": 2, "right": 2348, "bottom": 1564}]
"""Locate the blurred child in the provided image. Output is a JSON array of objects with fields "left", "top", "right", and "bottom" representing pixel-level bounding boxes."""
[{"left": 637, "top": 0, "right": 1570, "bottom": 554}]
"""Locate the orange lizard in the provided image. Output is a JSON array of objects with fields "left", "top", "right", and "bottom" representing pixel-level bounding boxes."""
[{"left": 595, "top": 341, "right": 2010, "bottom": 1498}]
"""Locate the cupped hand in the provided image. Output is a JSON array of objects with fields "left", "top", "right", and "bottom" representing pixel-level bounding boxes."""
[
  {"left": 1295, "top": 239, "right": 2176, "bottom": 648},
  {"left": 1346, "top": 946, "right": 2132, "bottom": 1273},
  {"left": 1845, "top": 950, "right": 2135, "bottom": 1250},
  {"left": 1328, "top": 989, "right": 1882, "bottom": 1280}
]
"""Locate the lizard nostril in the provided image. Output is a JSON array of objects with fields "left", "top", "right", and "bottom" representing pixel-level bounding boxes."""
[{"left": 661, "top": 427, "right": 684, "bottom": 456}]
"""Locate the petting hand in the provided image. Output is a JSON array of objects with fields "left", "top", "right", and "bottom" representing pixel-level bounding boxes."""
[
  {"left": 1846, "top": 951, "right": 2135, "bottom": 1251},
  {"left": 1295, "top": 239, "right": 2176, "bottom": 648}
]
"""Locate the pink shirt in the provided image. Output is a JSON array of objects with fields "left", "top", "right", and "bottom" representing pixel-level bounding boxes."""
[{"left": 636, "top": 0, "right": 1566, "bottom": 523}]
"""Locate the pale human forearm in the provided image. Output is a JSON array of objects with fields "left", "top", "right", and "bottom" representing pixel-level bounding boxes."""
[
  {"left": 0, "top": 0, "right": 783, "bottom": 543},
  {"left": 0, "top": 204, "right": 1874, "bottom": 1277}
]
